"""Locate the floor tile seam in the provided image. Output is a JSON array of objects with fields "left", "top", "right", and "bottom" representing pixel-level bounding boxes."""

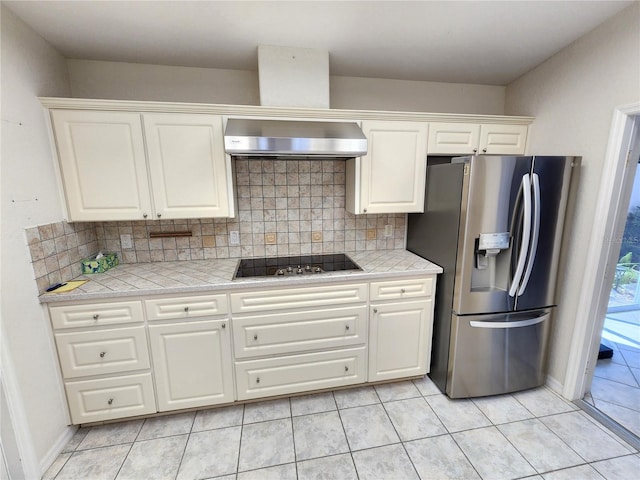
[
  {"left": 589, "top": 394, "right": 640, "bottom": 413},
  {"left": 593, "top": 371, "right": 640, "bottom": 388},
  {"left": 234, "top": 405, "right": 246, "bottom": 476},
  {"left": 335, "top": 400, "right": 380, "bottom": 411},
  {"left": 593, "top": 373, "right": 640, "bottom": 389},
  {"left": 446, "top": 430, "right": 487, "bottom": 480},
  {"left": 573, "top": 409, "right": 640, "bottom": 451},
  {"left": 159, "top": 431, "right": 190, "bottom": 480},
  {"left": 72, "top": 439, "right": 135, "bottom": 453},
  {"left": 379, "top": 393, "right": 424, "bottom": 406},
  {"left": 110, "top": 441, "right": 135, "bottom": 480},
  {"left": 49, "top": 451, "right": 73, "bottom": 480},
  {"left": 527, "top": 415, "right": 597, "bottom": 466},
  {"left": 494, "top": 419, "right": 582, "bottom": 476}
]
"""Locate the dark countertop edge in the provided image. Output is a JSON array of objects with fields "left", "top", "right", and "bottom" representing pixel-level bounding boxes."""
[{"left": 39, "top": 265, "right": 443, "bottom": 304}]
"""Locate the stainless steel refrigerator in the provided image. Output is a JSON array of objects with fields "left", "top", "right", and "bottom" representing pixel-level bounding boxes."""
[{"left": 407, "top": 155, "right": 580, "bottom": 398}]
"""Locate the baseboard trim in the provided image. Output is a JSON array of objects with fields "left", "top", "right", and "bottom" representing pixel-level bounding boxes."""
[
  {"left": 39, "top": 425, "right": 76, "bottom": 476},
  {"left": 545, "top": 374, "right": 564, "bottom": 396}
]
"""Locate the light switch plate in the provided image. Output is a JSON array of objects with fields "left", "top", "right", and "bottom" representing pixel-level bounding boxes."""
[
  {"left": 229, "top": 231, "right": 240, "bottom": 245},
  {"left": 384, "top": 225, "right": 393, "bottom": 237}
]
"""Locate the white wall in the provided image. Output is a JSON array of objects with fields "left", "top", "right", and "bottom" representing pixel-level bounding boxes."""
[
  {"left": 1, "top": 5, "right": 73, "bottom": 475},
  {"left": 505, "top": 3, "right": 640, "bottom": 391},
  {"left": 67, "top": 59, "right": 506, "bottom": 115}
]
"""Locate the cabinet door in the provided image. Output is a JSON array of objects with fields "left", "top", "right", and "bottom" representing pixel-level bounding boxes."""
[
  {"left": 50, "top": 110, "right": 153, "bottom": 221},
  {"left": 478, "top": 124, "right": 528, "bottom": 155},
  {"left": 356, "top": 120, "right": 428, "bottom": 214},
  {"left": 148, "top": 319, "right": 233, "bottom": 411},
  {"left": 369, "top": 300, "right": 433, "bottom": 381},
  {"left": 427, "top": 122, "right": 480, "bottom": 155},
  {"left": 143, "top": 114, "right": 233, "bottom": 219}
]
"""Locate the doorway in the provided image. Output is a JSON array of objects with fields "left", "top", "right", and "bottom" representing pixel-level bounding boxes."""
[
  {"left": 585, "top": 159, "right": 640, "bottom": 438},
  {"left": 563, "top": 102, "right": 640, "bottom": 447}
]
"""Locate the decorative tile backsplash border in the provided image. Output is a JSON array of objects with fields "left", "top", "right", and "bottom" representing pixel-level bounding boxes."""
[
  {"left": 27, "top": 159, "right": 406, "bottom": 292},
  {"left": 26, "top": 221, "right": 98, "bottom": 293}
]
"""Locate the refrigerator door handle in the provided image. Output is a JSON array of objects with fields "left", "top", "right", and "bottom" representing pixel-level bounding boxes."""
[
  {"left": 518, "top": 173, "right": 541, "bottom": 296},
  {"left": 469, "top": 313, "right": 549, "bottom": 329},
  {"left": 509, "top": 174, "right": 532, "bottom": 297}
]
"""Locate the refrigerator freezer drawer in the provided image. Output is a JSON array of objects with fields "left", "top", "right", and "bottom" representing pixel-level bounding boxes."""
[{"left": 447, "top": 309, "right": 551, "bottom": 398}]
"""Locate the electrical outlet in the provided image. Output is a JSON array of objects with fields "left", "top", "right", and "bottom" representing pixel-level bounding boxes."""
[
  {"left": 229, "top": 231, "right": 240, "bottom": 245},
  {"left": 120, "top": 234, "right": 133, "bottom": 249},
  {"left": 265, "top": 233, "right": 277, "bottom": 245},
  {"left": 366, "top": 229, "right": 377, "bottom": 240},
  {"left": 312, "top": 231, "right": 322, "bottom": 242},
  {"left": 384, "top": 224, "right": 393, "bottom": 237}
]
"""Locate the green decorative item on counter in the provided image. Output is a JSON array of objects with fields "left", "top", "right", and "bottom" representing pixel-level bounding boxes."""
[{"left": 81, "top": 252, "right": 118, "bottom": 274}]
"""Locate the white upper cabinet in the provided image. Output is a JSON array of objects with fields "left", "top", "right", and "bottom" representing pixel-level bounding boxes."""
[
  {"left": 50, "top": 110, "right": 153, "bottom": 221},
  {"left": 50, "top": 110, "right": 234, "bottom": 221},
  {"left": 346, "top": 120, "right": 428, "bottom": 214},
  {"left": 428, "top": 122, "right": 528, "bottom": 155},
  {"left": 143, "top": 114, "right": 233, "bottom": 219}
]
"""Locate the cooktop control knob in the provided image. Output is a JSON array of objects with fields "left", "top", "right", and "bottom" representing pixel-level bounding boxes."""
[
  {"left": 277, "top": 269, "right": 285, "bottom": 276},
  {"left": 287, "top": 266, "right": 293, "bottom": 273},
  {"left": 314, "top": 267, "right": 322, "bottom": 273},
  {"left": 296, "top": 268, "right": 303, "bottom": 274},
  {"left": 305, "top": 265, "right": 311, "bottom": 271}
]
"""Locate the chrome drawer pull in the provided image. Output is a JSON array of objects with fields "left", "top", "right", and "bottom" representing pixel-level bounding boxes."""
[{"left": 256, "top": 377, "right": 260, "bottom": 384}]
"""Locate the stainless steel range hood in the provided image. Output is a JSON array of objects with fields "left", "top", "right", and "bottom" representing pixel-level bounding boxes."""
[{"left": 224, "top": 118, "right": 368, "bottom": 158}]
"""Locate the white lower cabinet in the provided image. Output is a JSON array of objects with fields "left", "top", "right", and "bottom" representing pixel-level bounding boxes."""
[
  {"left": 148, "top": 319, "right": 234, "bottom": 411},
  {"left": 48, "top": 274, "right": 438, "bottom": 423},
  {"left": 65, "top": 373, "right": 156, "bottom": 424},
  {"left": 235, "top": 347, "right": 367, "bottom": 400},
  {"left": 369, "top": 300, "right": 433, "bottom": 381}
]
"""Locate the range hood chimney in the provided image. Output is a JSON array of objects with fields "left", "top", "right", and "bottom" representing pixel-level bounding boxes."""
[{"left": 223, "top": 45, "right": 368, "bottom": 158}]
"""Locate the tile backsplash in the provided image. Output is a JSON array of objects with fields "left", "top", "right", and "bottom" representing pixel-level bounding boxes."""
[
  {"left": 27, "top": 159, "right": 406, "bottom": 293},
  {"left": 26, "top": 221, "right": 98, "bottom": 294}
]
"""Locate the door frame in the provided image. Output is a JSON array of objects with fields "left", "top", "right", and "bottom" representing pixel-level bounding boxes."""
[{"left": 563, "top": 102, "right": 640, "bottom": 400}]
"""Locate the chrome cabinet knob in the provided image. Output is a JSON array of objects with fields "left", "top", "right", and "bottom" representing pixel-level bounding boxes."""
[
  {"left": 157, "top": 213, "right": 162, "bottom": 218},
  {"left": 222, "top": 323, "right": 226, "bottom": 329},
  {"left": 143, "top": 213, "right": 148, "bottom": 218},
  {"left": 345, "top": 325, "right": 350, "bottom": 331},
  {"left": 373, "top": 308, "right": 378, "bottom": 313},
  {"left": 184, "top": 306, "right": 189, "bottom": 312},
  {"left": 400, "top": 288, "right": 406, "bottom": 293},
  {"left": 93, "top": 314, "right": 99, "bottom": 320},
  {"left": 253, "top": 334, "right": 258, "bottom": 341},
  {"left": 363, "top": 208, "right": 367, "bottom": 213},
  {"left": 345, "top": 366, "right": 349, "bottom": 372},
  {"left": 256, "top": 377, "right": 260, "bottom": 384},
  {"left": 482, "top": 148, "right": 487, "bottom": 153},
  {"left": 473, "top": 148, "right": 478, "bottom": 153},
  {"left": 99, "top": 351, "right": 106, "bottom": 358},
  {"left": 107, "top": 398, "right": 114, "bottom": 405}
]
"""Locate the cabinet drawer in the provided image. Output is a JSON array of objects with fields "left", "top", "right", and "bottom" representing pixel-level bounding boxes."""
[
  {"left": 235, "top": 347, "right": 367, "bottom": 400},
  {"left": 230, "top": 283, "right": 367, "bottom": 314},
  {"left": 145, "top": 294, "right": 228, "bottom": 320},
  {"left": 50, "top": 301, "right": 144, "bottom": 329},
  {"left": 55, "top": 326, "right": 150, "bottom": 379},
  {"left": 233, "top": 305, "right": 367, "bottom": 359},
  {"left": 65, "top": 373, "right": 156, "bottom": 424},
  {"left": 370, "top": 277, "right": 434, "bottom": 301}
]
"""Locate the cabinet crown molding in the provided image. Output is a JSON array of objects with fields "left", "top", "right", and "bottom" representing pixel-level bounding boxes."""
[{"left": 39, "top": 97, "right": 534, "bottom": 126}]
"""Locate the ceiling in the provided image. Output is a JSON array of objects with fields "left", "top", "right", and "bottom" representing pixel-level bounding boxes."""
[{"left": 4, "top": 0, "right": 634, "bottom": 86}]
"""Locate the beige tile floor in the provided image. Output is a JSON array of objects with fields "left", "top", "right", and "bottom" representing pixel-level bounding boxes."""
[
  {"left": 587, "top": 310, "right": 640, "bottom": 438},
  {"left": 44, "top": 378, "right": 639, "bottom": 480}
]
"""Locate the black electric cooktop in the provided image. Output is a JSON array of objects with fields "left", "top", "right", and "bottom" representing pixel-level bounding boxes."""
[{"left": 233, "top": 253, "right": 362, "bottom": 279}]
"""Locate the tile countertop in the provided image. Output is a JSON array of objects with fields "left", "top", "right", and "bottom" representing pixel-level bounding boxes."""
[{"left": 39, "top": 250, "right": 443, "bottom": 303}]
